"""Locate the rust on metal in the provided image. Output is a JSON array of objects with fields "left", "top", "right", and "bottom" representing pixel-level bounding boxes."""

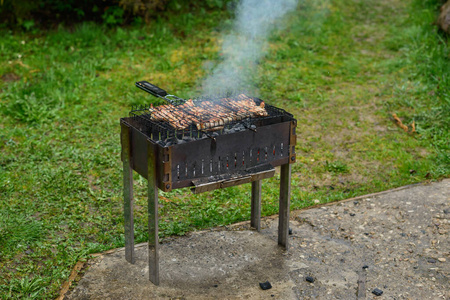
[
  {"left": 289, "top": 120, "right": 297, "bottom": 164},
  {"left": 162, "top": 146, "right": 172, "bottom": 192}
]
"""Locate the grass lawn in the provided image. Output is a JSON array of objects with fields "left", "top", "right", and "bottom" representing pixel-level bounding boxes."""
[{"left": 0, "top": 0, "right": 448, "bottom": 298}]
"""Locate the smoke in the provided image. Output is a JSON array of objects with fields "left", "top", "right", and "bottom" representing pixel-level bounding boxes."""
[{"left": 201, "top": 0, "right": 298, "bottom": 96}]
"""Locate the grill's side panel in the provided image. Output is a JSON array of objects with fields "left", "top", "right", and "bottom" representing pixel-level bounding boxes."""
[{"left": 121, "top": 119, "right": 170, "bottom": 191}]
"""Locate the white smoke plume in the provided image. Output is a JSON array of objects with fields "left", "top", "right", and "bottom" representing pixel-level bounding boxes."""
[{"left": 201, "top": 0, "right": 298, "bottom": 96}]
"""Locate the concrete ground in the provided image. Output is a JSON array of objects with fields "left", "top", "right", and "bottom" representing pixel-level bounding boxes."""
[{"left": 64, "top": 179, "right": 449, "bottom": 299}]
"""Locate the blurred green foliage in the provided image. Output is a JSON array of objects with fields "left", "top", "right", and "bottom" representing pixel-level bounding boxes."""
[{"left": 0, "top": 0, "right": 233, "bottom": 28}]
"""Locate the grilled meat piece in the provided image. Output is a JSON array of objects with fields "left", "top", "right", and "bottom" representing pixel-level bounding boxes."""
[{"left": 148, "top": 95, "right": 267, "bottom": 131}]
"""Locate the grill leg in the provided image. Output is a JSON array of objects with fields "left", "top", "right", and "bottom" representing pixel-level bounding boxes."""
[
  {"left": 251, "top": 180, "right": 262, "bottom": 232},
  {"left": 121, "top": 123, "right": 135, "bottom": 264},
  {"left": 147, "top": 144, "right": 159, "bottom": 285},
  {"left": 278, "top": 163, "right": 291, "bottom": 249}
]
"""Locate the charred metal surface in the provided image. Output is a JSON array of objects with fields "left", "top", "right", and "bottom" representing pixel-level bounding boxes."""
[
  {"left": 125, "top": 119, "right": 148, "bottom": 180},
  {"left": 161, "top": 147, "right": 172, "bottom": 192},
  {"left": 170, "top": 122, "right": 289, "bottom": 184}
]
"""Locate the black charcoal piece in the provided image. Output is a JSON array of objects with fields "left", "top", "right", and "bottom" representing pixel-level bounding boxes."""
[
  {"left": 353, "top": 201, "right": 359, "bottom": 205},
  {"left": 167, "top": 137, "right": 178, "bottom": 144},
  {"left": 350, "top": 213, "right": 356, "bottom": 216},
  {"left": 289, "top": 228, "right": 293, "bottom": 235},
  {"left": 364, "top": 233, "right": 369, "bottom": 236},
  {"left": 372, "top": 288, "right": 383, "bottom": 296},
  {"left": 305, "top": 276, "right": 315, "bottom": 283},
  {"left": 259, "top": 281, "right": 272, "bottom": 290},
  {"left": 232, "top": 124, "right": 245, "bottom": 131},
  {"left": 362, "top": 265, "right": 369, "bottom": 269}
]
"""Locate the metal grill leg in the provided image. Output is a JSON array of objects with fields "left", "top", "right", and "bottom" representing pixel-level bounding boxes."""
[
  {"left": 147, "top": 144, "right": 159, "bottom": 285},
  {"left": 278, "top": 163, "right": 291, "bottom": 249},
  {"left": 251, "top": 180, "right": 262, "bottom": 232},
  {"left": 121, "top": 123, "right": 135, "bottom": 264}
]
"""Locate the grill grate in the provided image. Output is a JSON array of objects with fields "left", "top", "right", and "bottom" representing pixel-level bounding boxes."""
[{"left": 129, "top": 94, "right": 292, "bottom": 144}]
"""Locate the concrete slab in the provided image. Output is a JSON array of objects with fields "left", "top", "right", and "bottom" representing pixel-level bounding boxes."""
[{"left": 64, "top": 179, "right": 449, "bottom": 299}]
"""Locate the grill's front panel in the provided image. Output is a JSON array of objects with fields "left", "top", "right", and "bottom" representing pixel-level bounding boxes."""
[{"left": 170, "top": 121, "right": 294, "bottom": 189}]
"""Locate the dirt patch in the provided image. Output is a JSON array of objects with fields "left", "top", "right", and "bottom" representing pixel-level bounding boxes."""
[
  {"left": 438, "top": 0, "right": 450, "bottom": 33},
  {"left": 1, "top": 73, "right": 20, "bottom": 82}
]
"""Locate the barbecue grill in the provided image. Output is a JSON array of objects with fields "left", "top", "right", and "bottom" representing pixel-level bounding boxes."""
[{"left": 120, "top": 81, "right": 296, "bottom": 285}]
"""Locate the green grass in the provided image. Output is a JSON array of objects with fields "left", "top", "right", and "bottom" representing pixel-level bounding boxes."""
[{"left": 0, "top": 0, "right": 449, "bottom": 298}]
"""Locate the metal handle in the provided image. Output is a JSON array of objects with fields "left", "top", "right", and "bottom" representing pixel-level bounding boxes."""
[
  {"left": 135, "top": 81, "right": 186, "bottom": 106},
  {"left": 136, "top": 81, "right": 168, "bottom": 97}
]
